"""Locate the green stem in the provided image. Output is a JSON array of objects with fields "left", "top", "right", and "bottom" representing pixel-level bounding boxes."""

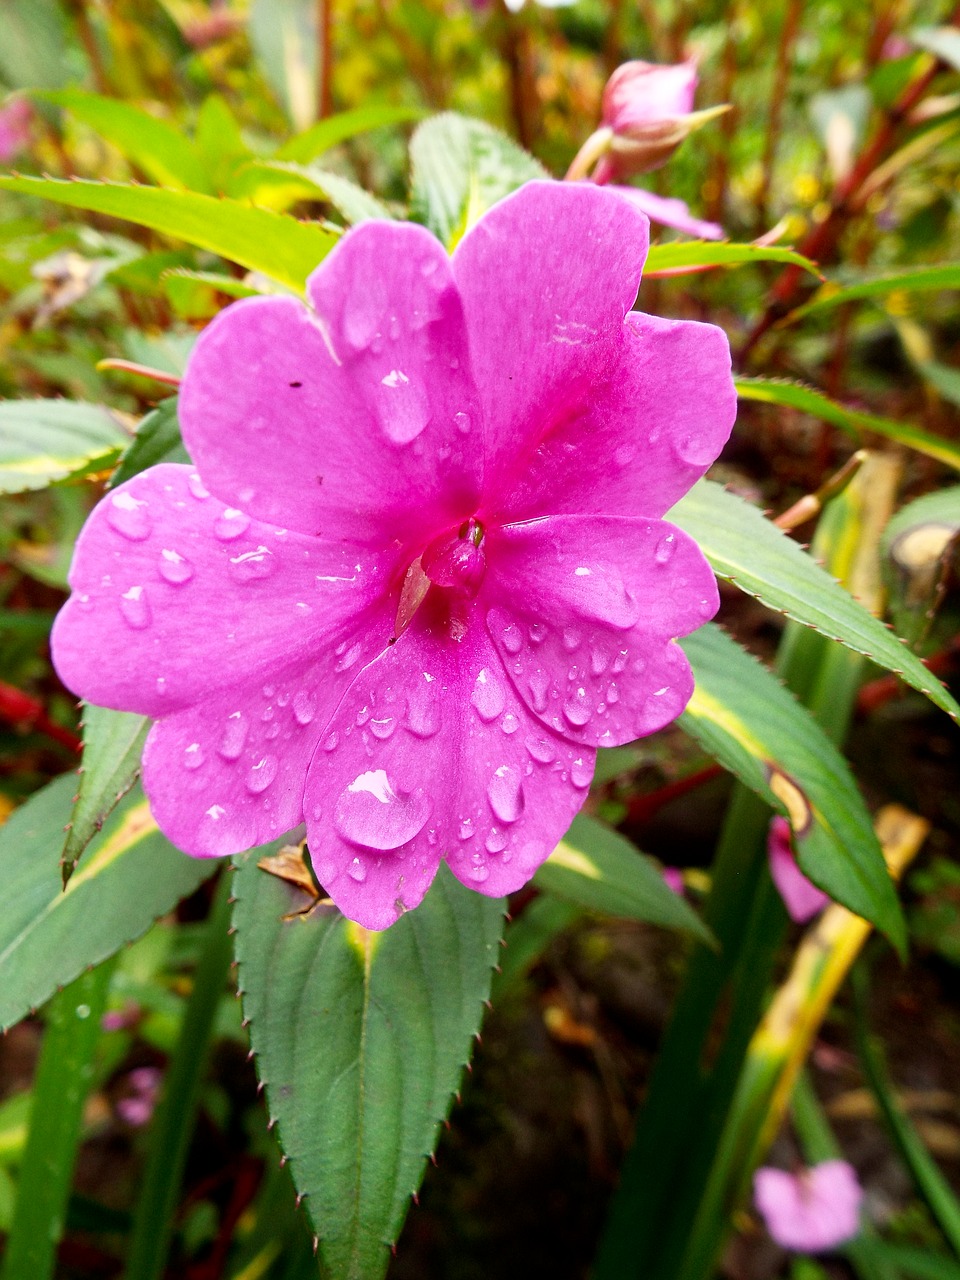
[
  {"left": 0, "top": 961, "right": 115, "bottom": 1280},
  {"left": 125, "top": 872, "right": 235, "bottom": 1280}
]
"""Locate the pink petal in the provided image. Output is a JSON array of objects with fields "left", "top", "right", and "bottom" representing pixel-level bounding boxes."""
[
  {"left": 493, "top": 312, "right": 735, "bottom": 524},
  {"left": 453, "top": 181, "right": 650, "bottom": 499},
  {"left": 302, "top": 612, "right": 594, "bottom": 930},
  {"left": 768, "top": 816, "right": 830, "bottom": 923},
  {"left": 179, "top": 221, "right": 482, "bottom": 546},
  {"left": 52, "top": 464, "right": 391, "bottom": 716},
  {"left": 754, "top": 1161, "right": 863, "bottom": 1253},
  {"left": 612, "top": 186, "right": 724, "bottom": 240},
  {"left": 483, "top": 514, "right": 717, "bottom": 747}
]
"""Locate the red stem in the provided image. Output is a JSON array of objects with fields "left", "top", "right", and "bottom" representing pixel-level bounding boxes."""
[{"left": 0, "top": 681, "right": 81, "bottom": 753}]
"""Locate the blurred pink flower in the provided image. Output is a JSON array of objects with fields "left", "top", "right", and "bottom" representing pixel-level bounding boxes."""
[
  {"left": 117, "top": 1066, "right": 163, "bottom": 1127},
  {"left": 768, "top": 815, "right": 829, "bottom": 923},
  {"left": 613, "top": 187, "right": 723, "bottom": 240},
  {"left": 0, "top": 98, "right": 32, "bottom": 164},
  {"left": 52, "top": 182, "right": 735, "bottom": 930},
  {"left": 662, "top": 866, "right": 685, "bottom": 895},
  {"left": 754, "top": 1160, "right": 864, "bottom": 1252}
]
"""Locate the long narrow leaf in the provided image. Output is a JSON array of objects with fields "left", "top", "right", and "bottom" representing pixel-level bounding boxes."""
[{"left": 276, "top": 103, "right": 425, "bottom": 164}]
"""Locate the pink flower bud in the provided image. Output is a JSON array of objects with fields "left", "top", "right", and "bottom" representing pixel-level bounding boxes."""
[
  {"left": 602, "top": 60, "right": 698, "bottom": 135},
  {"left": 0, "top": 98, "right": 32, "bottom": 164}
]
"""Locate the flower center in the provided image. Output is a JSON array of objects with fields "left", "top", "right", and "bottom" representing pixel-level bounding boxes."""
[{"left": 395, "top": 518, "right": 486, "bottom": 638}]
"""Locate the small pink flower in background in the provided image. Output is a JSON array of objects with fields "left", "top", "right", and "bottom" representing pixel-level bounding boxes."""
[
  {"left": 52, "top": 181, "right": 735, "bottom": 930},
  {"left": 662, "top": 866, "right": 685, "bottom": 895},
  {"left": 0, "top": 98, "right": 32, "bottom": 164},
  {"left": 602, "top": 59, "right": 698, "bottom": 137},
  {"left": 768, "top": 816, "right": 830, "bottom": 923},
  {"left": 117, "top": 1066, "right": 163, "bottom": 1127},
  {"left": 754, "top": 1160, "right": 864, "bottom": 1252}
]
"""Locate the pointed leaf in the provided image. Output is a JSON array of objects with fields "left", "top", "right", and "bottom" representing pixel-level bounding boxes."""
[
  {"left": 109, "top": 398, "right": 188, "bottom": 488},
  {"left": 36, "top": 90, "right": 213, "bottom": 194},
  {"left": 0, "top": 399, "right": 129, "bottom": 495},
  {"left": 410, "top": 112, "right": 547, "bottom": 249},
  {"left": 0, "top": 177, "right": 335, "bottom": 294},
  {"left": 681, "top": 625, "right": 905, "bottom": 949},
  {"left": 0, "top": 777, "right": 215, "bottom": 1031},
  {"left": 61, "top": 705, "right": 149, "bottom": 884},
  {"left": 644, "top": 241, "right": 822, "bottom": 276},
  {"left": 785, "top": 263, "right": 960, "bottom": 322},
  {"left": 240, "top": 161, "right": 394, "bottom": 223},
  {"left": 669, "top": 480, "right": 960, "bottom": 722},
  {"left": 232, "top": 857, "right": 503, "bottom": 1280},
  {"left": 535, "top": 814, "right": 712, "bottom": 941},
  {"left": 736, "top": 376, "right": 960, "bottom": 472},
  {"left": 276, "top": 103, "right": 425, "bottom": 164}
]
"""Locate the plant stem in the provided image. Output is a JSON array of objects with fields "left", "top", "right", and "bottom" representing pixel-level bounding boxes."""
[
  {"left": 0, "top": 960, "right": 115, "bottom": 1280},
  {"left": 125, "top": 872, "right": 235, "bottom": 1280}
]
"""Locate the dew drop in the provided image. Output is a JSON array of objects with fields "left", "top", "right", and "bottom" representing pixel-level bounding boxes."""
[
  {"left": 334, "top": 641, "right": 362, "bottom": 672},
  {"left": 333, "top": 769, "right": 431, "bottom": 850},
  {"left": 406, "top": 675, "right": 440, "bottom": 738},
  {"left": 230, "top": 545, "right": 275, "bottom": 582},
  {"left": 119, "top": 585, "right": 151, "bottom": 630},
  {"left": 214, "top": 508, "right": 250, "bottom": 541},
  {"left": 562, "top": 627, "right": 582, "bottom": 653},
  {"left": 246, "top": 754, "right": 278, "bottom": 794},
  {"left": 218, "top": 711, "right": 248, "bottom": 760},
  {"left": 107, "top": 491, "right": 151, "bottom": 541},
  {"left": 183, "top": 742, "right": 204, "bottom": 770},
  {"left": 156, "top": 676, "right": 167, "bottom": 696},
  {"left": 655, "top": 533, "right": 676, "bottom": 565},
  {"left": 487, "top": 765, "right": 524, "bottom": 824},
  {"left": 501, "top": 623, "right": 522, "bottom": 654},
  {"left": 377, "top": 370, "right": 430, "bottom": 445},
  {"left": 158, "top": 548, "right": 194, "bottom": 585},
  {"left": 571, "top": 757, "right": 593, "bottom": 789},
  {"left": 527, "top": 736, "right": 556, "bottom": 765},
  {"left": 187, "top": 473, "right": 209, "bottom": 500},
  {"left": 262, "top": 684, "right": 276, "bottom": 698},
  {"left": 590, "top": 646, "right": 609, "bottom": 676},
  {"left": 265, "top": 722, "right": 281, "bottom": 740},
  {"left": 563, "top": 687, "right": 592, "bottom": 727},
  {"left": 293, "top": 689, "right": 317, "bottom": 725},
  {"left": 471, "top": 668, "right": 505, "bottom": 723},
  {"left": 195, "top": 804, "right": 255, "bottom": 857},
  {"left": 529, "top": 622, "right": 547, "bottom": 645},
  {"left": 458, "top": 818, "right": 475, "bottom": 841},
  {"left": 468, "top": 853, "right": 490, "bottom": 882},
  {"left": 485, "top": 828, "right": 508, "bottom": 854},
  {"left": 370, "top": 716, "right": 397, "bottom": 740},
  {"left": 607, "top": 682, "right": 620, "bottom": 704},
  {"left": 323, "top": 731, "right": 339, "bottom": 752},
  {"left": 612, "top": 649, "right": 629, "bottom": 675},
  {"left": 500, "top": 712, "right": 520, "bottom": 735},
  {"left": 347, "top": 857, "right": 367, "bottom": 883},
  {"left": 528, "top": 669, "right": 550, "bottom": 713}
]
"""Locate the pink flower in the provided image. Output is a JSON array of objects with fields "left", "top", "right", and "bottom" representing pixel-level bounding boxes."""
[
  {"left": 754, "top": 1161, "right": 864, "bottom": 1252},
  {"left": 117, "top": 1066, "right": 163, "bottom": 1127},
  {"left": 662, "top": 866, "right": 685, "bottom": 895},
  {"left": 612, "top": 187, "right": 723, "bottom": 240},
  {"left": 52, "top": 182, "right": 735, "bottom": 930},
  {"left": 768, "top": 816, "right": 830, "bottom": 923},
  {"left": 0, "top": 98, "right": 32, "bottom": 164}
]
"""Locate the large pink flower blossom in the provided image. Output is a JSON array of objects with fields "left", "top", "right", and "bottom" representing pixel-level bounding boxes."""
[{"left": 52, "top": 182, "right": 735, "bottom": 929}]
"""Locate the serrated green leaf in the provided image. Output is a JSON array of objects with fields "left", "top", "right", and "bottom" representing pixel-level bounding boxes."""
[
  {"left": 61, "top": 705, "right": 150, "bottom": 885},
  {"left": 109, "top": 398, "right": 188, "bottom": 488},
  {"left": 0, "top": 399, "right": 129, "bottom": 494},
  {"left": 410, "top": 112, "right": 547, "bottom": 250},
  {"left": 242, "top": 162, "right": 394, "bottom": 223},
  {"left": 35, "top": 89, "right": 213, "bottom": 194},
  {"left": 786, "top": 263, "right": 960, "bottom": 322},
  {"left": 670, "top": 480, "right": 960, "bottom": 723},
  {"left": 680, "top": 625, "right": 905, "bottom": 948},
  {"left": 0, "top": 177, "right": 335, "bottom": 294},
  {"left": 535, "top": 814, "right": 712, "bottom": 941},
  {"left": 644, "top": 241, "right": 822, "bottom": 277},
  {"left": 232, "top": 857, "right": 503, "bottom": 1280},
  {"left": 736, "top": 375, "right": 960, "bottom": 472},
  {"left": 276, "top": 103, "right": 425, "bottom": 164},
  {"left": 0, "top": 776, "right": 215, "bottom": 1032}
]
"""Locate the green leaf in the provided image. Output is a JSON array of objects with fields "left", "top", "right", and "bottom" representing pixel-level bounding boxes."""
[
  {"left": 162, "top": 269, "right": 260, "bottom": 320},
  {"left": 535, "top": 814, "right": 712, "bottom": 941},
  {"left": 786, "top": 263, "right": 960, "bottom": 321},
  {"left": 409, "top": 112, "right": 547, "bottom": 250},
  {"left": 881, "top": 484, "right": 960, "bottom": 649},
  {"left": 643, "top": 241, "right": 822, "bottom": 277},
  {"left": 36, "top": 90, "right": 213, "bottom": 194},
  {"left": 0, "top": 776, "right": 214, "bottom": 1032},
  {"left": 0, "top": 177, "right": 335, "bottom": 295},
  {"left": 0, "top": 0, "right": 69, "bottom": 90},
  {"left": 0, "top": 398, "right": 129, "bottom": 495},
  {"left": 249, "top": 0, "right": 319, "bottom": 131},
  {"left": 61, "top": 705, "right": 150, "bottom": 885},
  {"left": 736, "top": 375, "right": 960, "bottom": 473},
  {"left": 276, "top": 103, "right": 425, "bottom": 164},
  {"left": 919, "top": 359, "right": 960, "bottom": 407},
  {"left": 242, "top": 162, "right": 395, "bottom": 223},
  {"left": 910, "top": 25, "right": 960, "bottom": 72},
  {"left": 232, "top": 857, "right": 503, "bottom": 1279},
  {"left": 109, "top": 398, "right": 189, "bottom": 488},
  {"left": 680, "top": 625, "right": 904, "bottom": 947},
  {"left": 670, "top": 480, "right": 960, "bottom": 723}
]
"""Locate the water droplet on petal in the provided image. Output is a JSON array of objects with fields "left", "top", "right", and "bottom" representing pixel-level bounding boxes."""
[
  {"left": 563, "top": 687, "right": 592, "bottom": 727},
  {"left": 159, "top": 548, "right": 194, "bottom": 585},
  {"left": 246, "top": 754, "right": 278, "bottom": 794},
  {"left": 471, "top": 668, "right": 505, "bottom": 723},
  {"left": 571, "top": 757, "right": 592, "bottom": 789},
  {"left": 347, "top": 857, "right": 367, "bottom": 882},
  {"left": 606, "top": 682, "right": 620, "bottom": 704},
  {"left": 458, "top": 818, "right": 475, "bottom": 840},
  {"left": 485, "top": 828, "right": 508, "bottom": 854},
  {"left": 187, "top": 473, "right": 209, "bottom": 500},
  {"left": 218, "top": 711, "right": 248, "bottom": 760},
  {"left": 527, "top": 736, "right": 556, "bottom": 765},
  {"left": 334, "top": 769, "right": 431, "bottom": 850},
  {"left": 590, "top": 646, "right": 609, "bottom": 676},
  {"left": 529, "top": 623, "right": 547, "bottom": 645},
  {"left": 612, "top": 649, "right": 629, "bottom": 675},
  {"left": 323, "top": 731, "right": 339, "bottom": 752},
  {"left": 528, "top": 670, "right": 550, "bottom": 713},
  {"left": 215, "top": 509, "right": 250, "bottom": 541},
  {"left": 183, "top": 742, "right": 204, "bottom": 770},
  {"left": 487, "top": 765, "right": 524, "bottom": 824},
  {"left": 334, "top": 641, "right": 362, "bottom": 673},
  {"left": 454, "top": 411, "right": 471, "bottom": 434},
  {"left": 293, "top": 689, "right": 317, "bottom": 725},
  {"left": 119, "top": 585, "right": 151, "bottom": 630},
  {"left": 406, "top": 675, "right": 440, "bottom": 738},
  {"left": 468, "top": 853, "right": 490, "bottom": 882},
  {"left": 230, "top": 545, "right": 275, "bottom": 583},
  {"left": 377, "top": 369, "right": 430, "bottom": 445},
  {"left": 655, "top": 533, "right": 676, "bottom": 565},
  {"left": 370, "top": 716, "right": 397, "bottom": 740},
  {"left": 195, "top": 804, "right": 255, "bottom": 857},
  {"left": 501, "top": 623, "right": 522, "bottom": 654},
  {"left": 500, "top": 712, "right": 519, "bottom": 735},
  {"left": 562, "top": 628, "right": 582, "bottom": 653},
  {"left": 107, "top": 491, "right": 151, "bottom": 541}
]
